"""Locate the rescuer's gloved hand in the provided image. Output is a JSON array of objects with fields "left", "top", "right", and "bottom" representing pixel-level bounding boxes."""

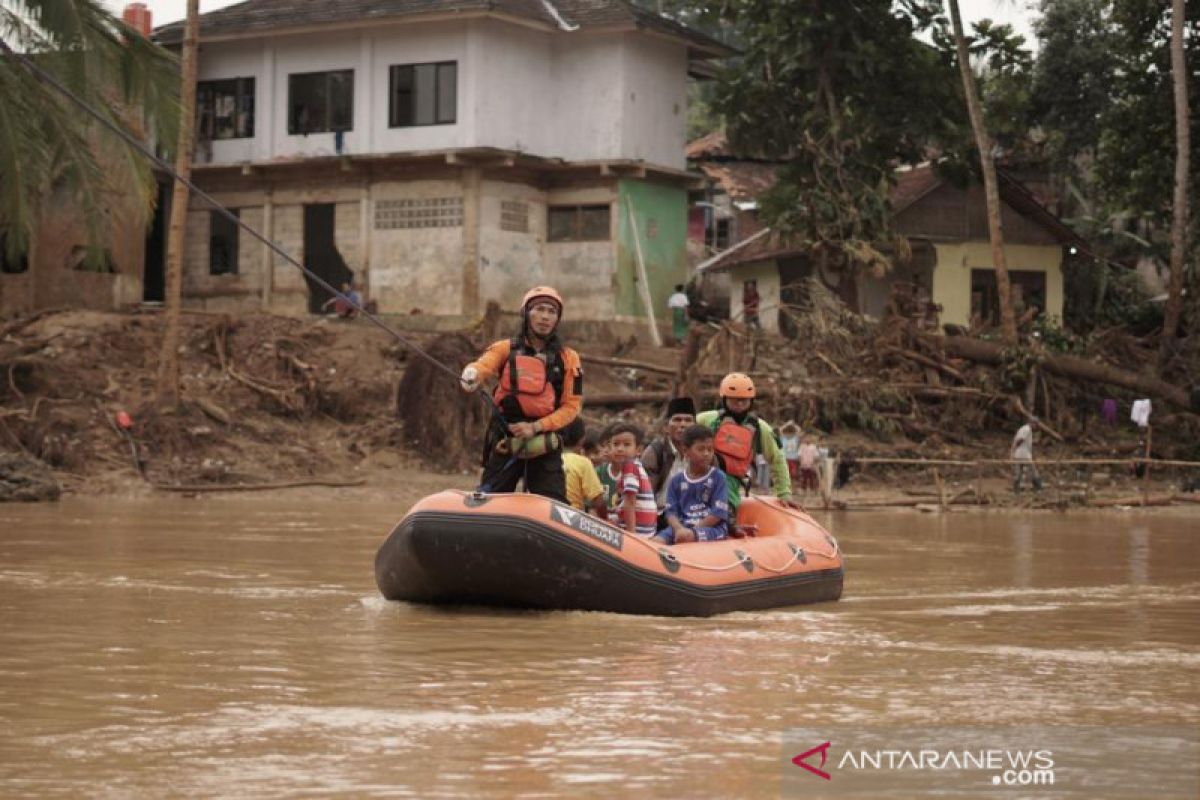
[{"left": 460, "top": 365, "right": 479, "bottom": 392}]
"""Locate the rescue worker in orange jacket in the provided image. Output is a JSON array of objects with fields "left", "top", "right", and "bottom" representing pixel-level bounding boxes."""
[
  {"left": 696, "top": 372, "right": 800, "bottom": 516},
  {"left": 460, "top": 286, "right": 583, "bottom": 502}
]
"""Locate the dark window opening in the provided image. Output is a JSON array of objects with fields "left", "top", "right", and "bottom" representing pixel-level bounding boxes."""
[
  {"left": 197, "top": 77, "right": 255, "bottom": 140},
  {"left": 548, "top": 205, "right": 611, "bottom": 242},
  {"left": 288, "top": 70, "right": 354, "bottom": 135},
  {"left": 0, "top": 231, "right": 29, "bottom": 274},
  {"left": 709, "top": 217, "right": 731, "bottom": 250},
  {"left": 970, "top": 269, "right": 1047, "bottom": 327},
  {"left": 209, "top": 210, "right": 239, "bottom": 275},
  {"left": 389, "top": 62, "right": 456, "bottom": 127}
]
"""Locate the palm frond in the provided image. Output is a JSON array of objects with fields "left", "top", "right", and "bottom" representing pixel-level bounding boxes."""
[{"left": 0, "top": 0, "right": 179, "bottom": 259}]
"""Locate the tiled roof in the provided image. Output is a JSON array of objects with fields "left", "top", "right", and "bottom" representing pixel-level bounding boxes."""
[
  {"left": 153, "top": 0, "right": 733, "bottom": 56},
  {"left": 696, "top": 161, "right": 776, "bottom": 201},
  {"left": 890, "top": 164, "right": 943, "bottom": 214},
  {"left": 685, "top": 129, "right": 728, "bottom": 160}
]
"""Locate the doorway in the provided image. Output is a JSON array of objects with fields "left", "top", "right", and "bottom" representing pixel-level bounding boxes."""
[
  {"left": 303, "top": 203, "right": 353, "bottom": 313},
  {"left": 142, "top": 182, "right": 168, "bottom": 302}
]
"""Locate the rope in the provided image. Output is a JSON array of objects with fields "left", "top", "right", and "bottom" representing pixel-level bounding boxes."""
[
  {"left": 0, "top": 38, "right": 502, "bottom": 418},
  {"left": 619, "top": 524, "right": 839, "bottom": 574}
]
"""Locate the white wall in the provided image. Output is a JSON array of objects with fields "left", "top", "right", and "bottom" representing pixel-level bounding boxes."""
[
  {"left": 196, "top": 39, "right": 267, "bottom": 163},
  {"left": 471, "top": 21, "right": 554, "bottom": 154},
  {"left": 370, "top": 21, "right": 472, "bottom": 154},
  {"left": 547, "top": 34, "right": 626, "bottom": 161},
  {"left": 619, "top": 34, "right": 688, "bottom": 170},
  {"left": 728, "top": 261, "right": 780, "bottom": 333},
  {"left": 195, "top": 19, "right": 688, "bottom": 169}
]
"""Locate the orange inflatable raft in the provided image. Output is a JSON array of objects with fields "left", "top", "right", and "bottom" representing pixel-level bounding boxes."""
[{"left": 375, "top": 490, "right": 843, "bottom": 617}]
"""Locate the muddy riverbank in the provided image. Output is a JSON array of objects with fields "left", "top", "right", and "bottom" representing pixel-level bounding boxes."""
[{"left": 1, "top": 309, "right": 1196, "bottom": 509}]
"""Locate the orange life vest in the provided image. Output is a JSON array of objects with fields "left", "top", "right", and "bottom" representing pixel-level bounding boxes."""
[
  {"left": 714, "top": 417, "right": 756, "bottom": 479},
  {"left": 493, "top": 344, "right": 560, "bottom": 420}
]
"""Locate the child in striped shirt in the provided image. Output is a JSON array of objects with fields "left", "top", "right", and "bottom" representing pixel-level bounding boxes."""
[{"left": 604, "top": 422, "right": 658, "bottom": 537}]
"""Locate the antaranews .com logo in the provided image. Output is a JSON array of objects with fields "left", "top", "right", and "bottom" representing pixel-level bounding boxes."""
[
  {"left": 783, "top": 726, "right": 1200, "bottom": 798},
  {"left": 791, "top": 739, "right": 1055, "bottom": 787}
]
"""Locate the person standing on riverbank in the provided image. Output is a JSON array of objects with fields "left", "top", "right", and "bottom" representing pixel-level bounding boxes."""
[
  {"left": 460, "top": 286, "right": 583, "bottom": 502},
  {"left": 1011, "top": 417, "right": 1043, "bottom": 493},
  {"left": 667, "top": 284, "right": 690, "bottom": 345}
]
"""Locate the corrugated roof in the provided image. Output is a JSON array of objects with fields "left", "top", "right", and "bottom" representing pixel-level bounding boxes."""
[{"left": 153, "top": 0, "right": 733, "bottom": 57}]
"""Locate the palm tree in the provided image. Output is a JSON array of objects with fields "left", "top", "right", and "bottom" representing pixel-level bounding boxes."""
[
  {"left": 947, "top": 0, "right": 1018, "bottom": 343},
  {"left": 154, "top": 0, "right": 198, "bottom": 408},
  {"left": 1159, "top": 0, "right": 1190, "bottom": 373},
  {"left": 0, "top": 0, "right": 179, "bottom": 264}
]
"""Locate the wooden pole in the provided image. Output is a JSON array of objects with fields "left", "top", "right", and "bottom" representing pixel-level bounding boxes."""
[
  {"left": 625, "top": 202, "right": 663, "bottom": 347},
  {"left": 1142, "top": 424, "right": 1153, "bottom": 506},
  {"left": 154, "top": 0, "right": 200, "bottom": 409}
]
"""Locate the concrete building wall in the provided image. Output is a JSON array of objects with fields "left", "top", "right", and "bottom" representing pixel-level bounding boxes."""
[
  {"left": 269, "top": 203, "right": 308, "bottom": 313},
  {"left": 543, "top": 185, "right": 619, "bottom": 321},
  {"left": 167, "top": 169, "right": 692, "bottom": 325},
  {"left": 9, "top": 184, "right": 148, "bottom": 315},
  {"left": 932, "top": 241, "right": 1064, "bottom": 328},
  {"left": 478, "top": 179, "right": 545, "bottom": 311},
  {"left": 472, "top": 21, "right": 554, "bottom": 155},
  {"left": 194, "top": 20, "right": 685, "bottom": 169},
  {"left": 546, "top": 35, "right": 626, "bottom": 162},
  {"left": 619, "top": 35, "right": 688, "bottom": 170},
  {"left": 369, "top": 178, "right": 465, "bottom": 316}
]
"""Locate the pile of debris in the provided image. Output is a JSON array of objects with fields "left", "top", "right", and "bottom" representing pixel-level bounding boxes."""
[
  {"left": 680, "top": 278, "right": 1200, "bottom": 465},
  {"left": 0, "top": 309, "right": 413, "bottom": 493}
]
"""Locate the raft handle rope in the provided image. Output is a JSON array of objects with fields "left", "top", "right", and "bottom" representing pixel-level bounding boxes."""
[
  {"left": 0, "top": 38, "right": 506, "bottom": 421},
  {"left": 620, "top": 525, "right": 837, "bottom": 574}
]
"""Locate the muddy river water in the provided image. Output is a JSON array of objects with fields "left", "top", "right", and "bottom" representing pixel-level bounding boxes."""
[{"left": 1, "top": 493, "right": 1197, "bottom": 798}]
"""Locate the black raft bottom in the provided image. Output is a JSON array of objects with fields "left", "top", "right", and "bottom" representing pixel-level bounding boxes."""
[{"left": 375, "top": 511, "right": 843, "bottom": 618}]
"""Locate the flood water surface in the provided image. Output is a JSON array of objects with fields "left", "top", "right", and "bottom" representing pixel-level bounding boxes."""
[{"left": 1, "top": 496, "right": 1197, "bottom": 798}]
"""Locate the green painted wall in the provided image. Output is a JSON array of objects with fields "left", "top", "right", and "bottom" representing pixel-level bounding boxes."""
[{"left": 616, "top": 180, "right": 688, "bottom": 320}]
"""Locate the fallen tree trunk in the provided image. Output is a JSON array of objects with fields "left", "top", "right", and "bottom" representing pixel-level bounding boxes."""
[
  {"left": 932, "top": 334, "right": 1196, "bottom": 411},
  {"left": 152, "top": 478, "right": 367, "bottom": 493},
  {"left": 580, "top": 353, "right": 676, "bottom": 375},
  {"left": 1087, "top": 493, "right": 1175, "bottom": 508}
]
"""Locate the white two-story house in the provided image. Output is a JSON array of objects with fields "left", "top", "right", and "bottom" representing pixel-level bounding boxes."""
[{"left": 152, "top": 0, "right": 730, "bottom": 326}]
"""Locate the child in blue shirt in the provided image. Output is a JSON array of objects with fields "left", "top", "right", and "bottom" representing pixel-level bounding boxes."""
[{"left": 655, "top": 424, "right": 730, "bottom": 544}]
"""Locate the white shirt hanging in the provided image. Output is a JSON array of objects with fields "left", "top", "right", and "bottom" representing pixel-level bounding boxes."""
[{"left": 1130, "top": 398, "right": 1152, "bottom": 427}]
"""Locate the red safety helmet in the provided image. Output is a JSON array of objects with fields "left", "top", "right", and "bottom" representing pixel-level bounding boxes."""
[{"left": 719, "top": 372, "right": 756, "bottom": 399}]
